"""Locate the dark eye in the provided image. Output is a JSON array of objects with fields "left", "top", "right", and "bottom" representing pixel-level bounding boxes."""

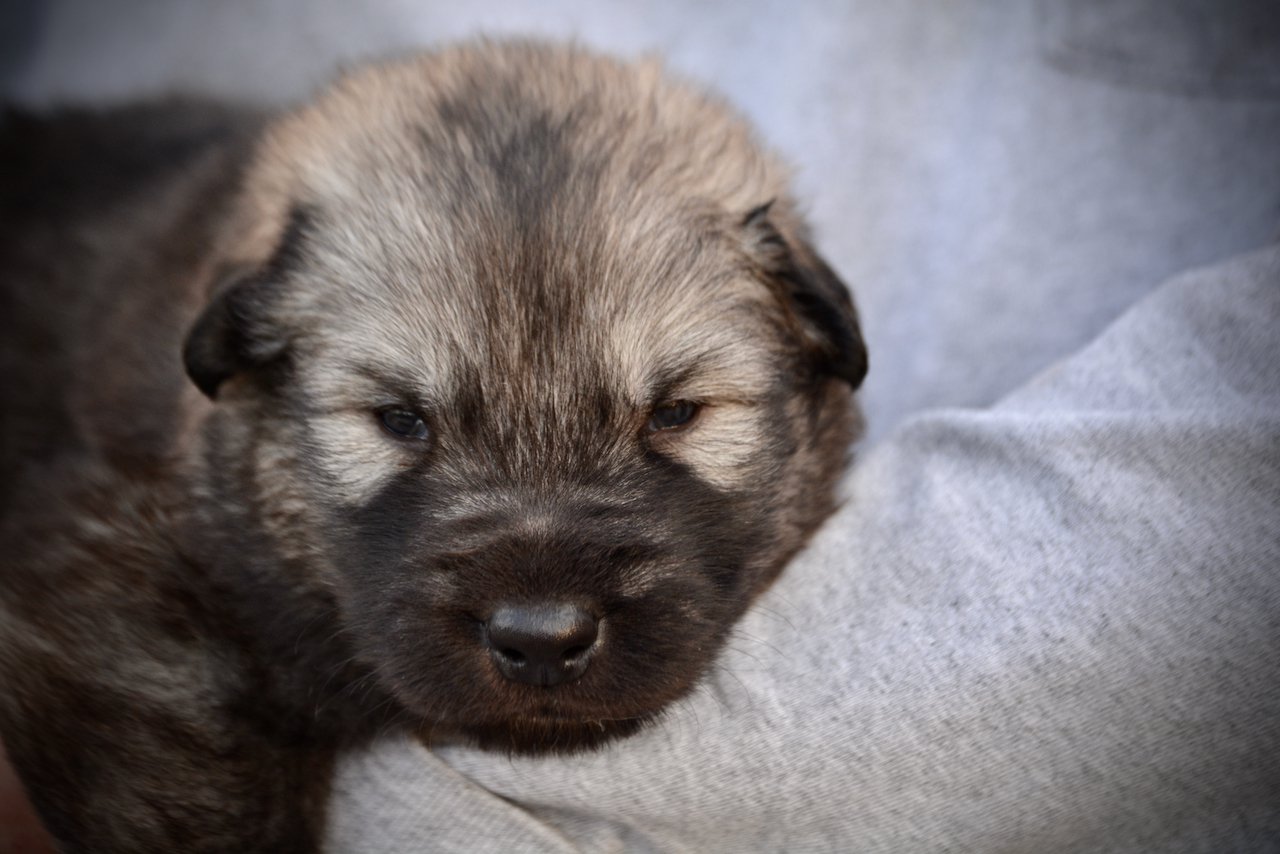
[
  {"left": 647, "top": 400, "right": 700, "bottom": 432},
  {"left": 378, "top": 408, "right": 430, "bottom": 441}
]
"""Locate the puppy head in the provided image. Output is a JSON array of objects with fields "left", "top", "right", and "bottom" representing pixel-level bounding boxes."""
[{"left": 185, "top": 42, "right": 866, "bottom": 752}]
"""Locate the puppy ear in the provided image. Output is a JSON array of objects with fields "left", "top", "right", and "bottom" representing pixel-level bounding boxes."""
[
  {"left": 743, "top": 202, "right": 868, "bottom": 389},
  {"left": 183, "top": 205, "right": 312, "bottom": 398},
  {"left": 182, "top": 269, "right": 287, "bottom": 398}
]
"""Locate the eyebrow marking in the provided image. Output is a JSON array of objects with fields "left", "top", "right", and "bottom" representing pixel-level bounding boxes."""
[
  {"left": 348, "top": 362, "right": 441, "bottom": 408},
  {"left": 646, "top": 366, "right": 699, "bottom": 405}
]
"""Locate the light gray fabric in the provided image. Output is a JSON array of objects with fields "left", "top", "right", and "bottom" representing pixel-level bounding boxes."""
[
  {"left": 327, "top": 247, "right": 1280, "bottom": 853},
  {"left": 6, "top": 1, "right": 1280, "bottom": 850}
]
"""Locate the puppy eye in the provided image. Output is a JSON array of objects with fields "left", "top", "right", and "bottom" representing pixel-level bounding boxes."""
[
  {"left": 647, "top": 400, "right": 700, "bottom": 432},
  {"left": 378, "top": 408, "right": 430, "bottom": 441}
]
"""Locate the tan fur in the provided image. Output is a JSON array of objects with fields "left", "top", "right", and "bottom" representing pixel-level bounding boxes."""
[
  {"left": 0, "top": 40, "right": 865, "bottom": 851},
  {"left": 201, "top": 42, "right": 835, "bottom": 514}
]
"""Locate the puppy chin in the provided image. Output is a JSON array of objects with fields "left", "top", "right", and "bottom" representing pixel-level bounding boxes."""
[
  {"left": 396, "top": 657, "right": 672, "bottom": 754},
  {"left": 448, "top": 714, "right": 653, "bottom": 755},
  {"left": 364, "top": 624, "right": 680, "bottom": 754}
]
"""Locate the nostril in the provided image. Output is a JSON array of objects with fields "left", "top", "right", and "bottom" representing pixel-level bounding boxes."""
[{"left": 484, "top": 602, "right": 600, "bottom": 686}]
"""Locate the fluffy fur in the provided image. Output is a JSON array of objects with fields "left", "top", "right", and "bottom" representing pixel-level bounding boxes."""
[{"left": 0, "top": 41, "right": 865, "bottom": 851}]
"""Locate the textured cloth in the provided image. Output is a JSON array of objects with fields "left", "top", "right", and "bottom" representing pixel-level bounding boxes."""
[{"left": 327, "top": 247, "right": 1280, "bottom": 853}]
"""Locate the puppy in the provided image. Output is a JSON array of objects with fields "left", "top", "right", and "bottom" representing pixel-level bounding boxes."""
[{"left": 0, "top": 40, "right": 866, "bottom": 852}]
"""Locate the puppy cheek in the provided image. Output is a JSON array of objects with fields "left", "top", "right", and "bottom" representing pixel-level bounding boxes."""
[
  {"left": 307, "top": 413, "right": 410, "bottom": 506},
  {"left": 664, "top": 405, "right": 768, "bottom": 490}
]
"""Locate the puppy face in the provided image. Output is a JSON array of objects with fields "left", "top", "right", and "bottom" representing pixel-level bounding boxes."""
[{"left": 185, "top": 42, "right": 866, "bottom": 752}]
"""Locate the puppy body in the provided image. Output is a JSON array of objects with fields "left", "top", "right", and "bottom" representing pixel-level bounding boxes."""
[{"left": 0, "top": 42, "right": 865, "bottom": 851}]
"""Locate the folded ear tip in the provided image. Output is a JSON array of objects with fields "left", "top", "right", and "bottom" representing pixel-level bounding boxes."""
[
  {"left": 182, "top": 348, "right": 227, "bottom": 399},
  {"left": 182, "top": 298, "right": 234, "bottom": 398},
  {"left": 838, "top": 342, "right": 869, "bottom": 389},
  {"left": 814, "top": 302, "right": 867, "bottom": 389},
  {"left": 182, "top": 269, "right": 279, "bottom": 400}
]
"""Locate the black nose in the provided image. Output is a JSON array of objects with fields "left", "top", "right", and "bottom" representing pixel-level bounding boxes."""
[{"left": 485, "top": 602, "right": 599, "bottom": 686}]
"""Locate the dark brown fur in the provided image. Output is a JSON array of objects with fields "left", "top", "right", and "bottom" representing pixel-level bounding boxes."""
[{"left": 0, "top": 41, "right": 865, "bottom": 851}]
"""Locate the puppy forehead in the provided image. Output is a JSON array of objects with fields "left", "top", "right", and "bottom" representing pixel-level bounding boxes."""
[
  {"left": 266, "top": 45, "right": 792, "bottom": 402},
  {"left": 297, "top": 209, "right": 779, "bottom": 407}
]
